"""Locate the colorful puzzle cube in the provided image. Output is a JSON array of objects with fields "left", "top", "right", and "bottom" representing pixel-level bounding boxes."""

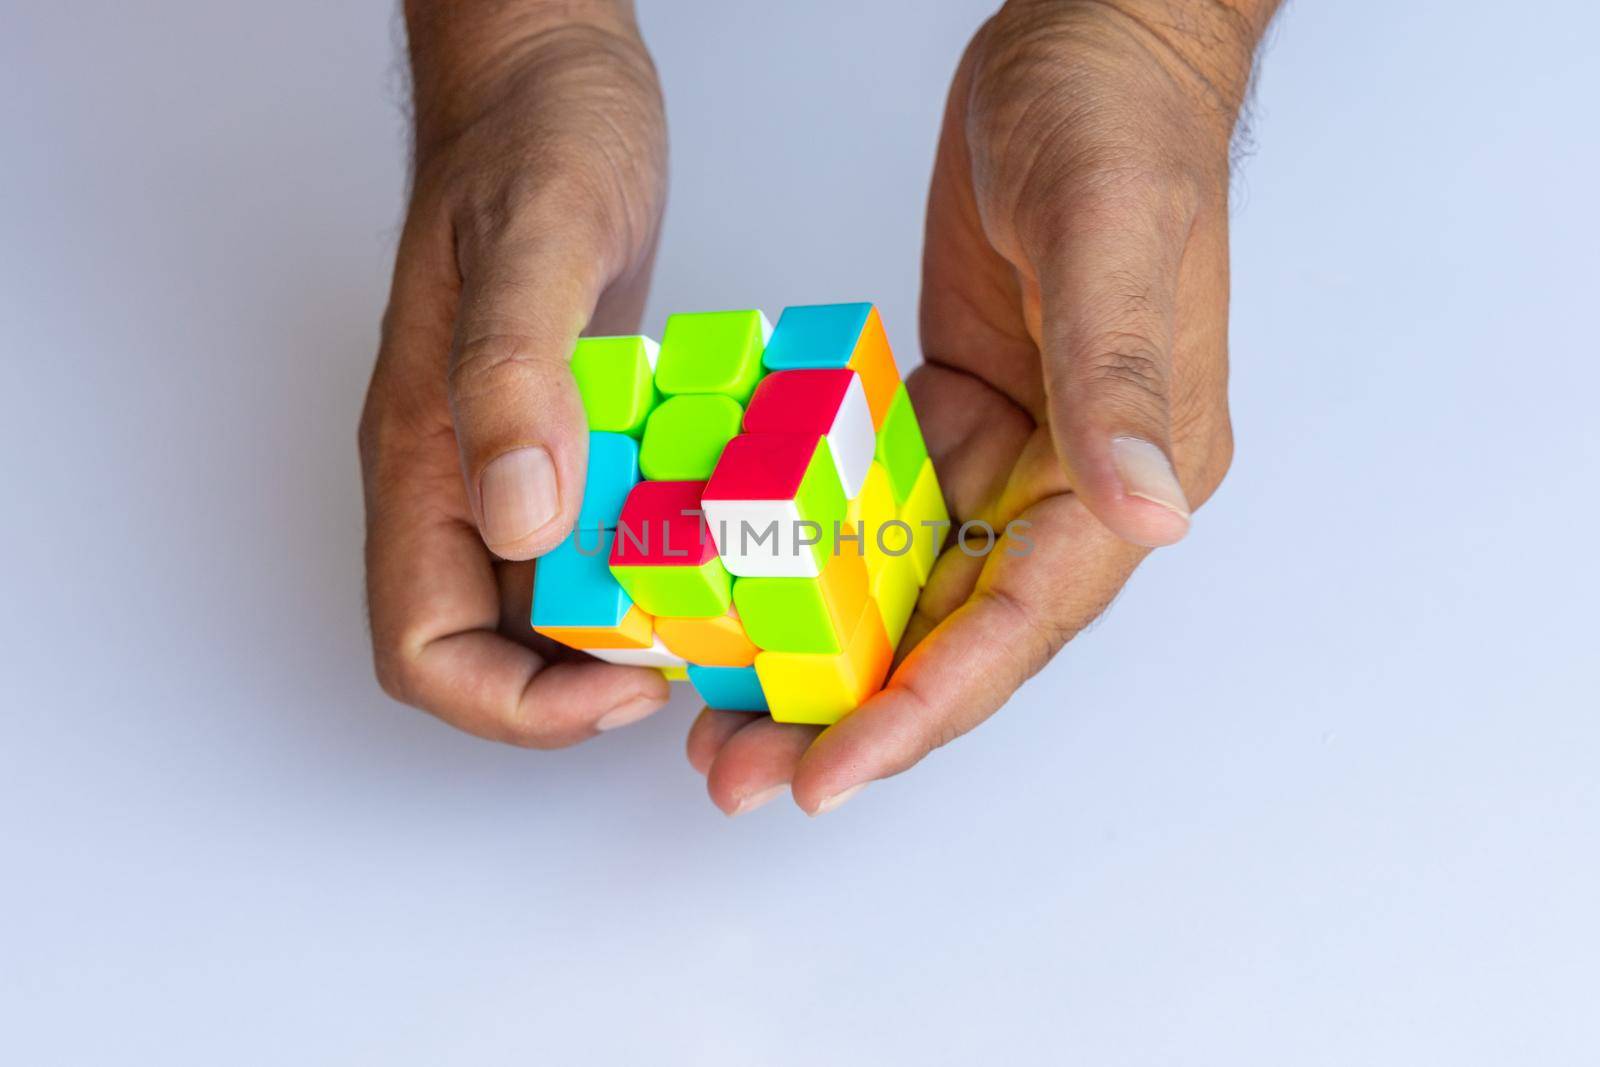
[{"left": 531, "top": 304, "right": 945, "bottom": 726}]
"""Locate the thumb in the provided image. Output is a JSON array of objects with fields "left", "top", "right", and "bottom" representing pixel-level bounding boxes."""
[
  {"left": 1032, "top": 180, "right": 1196, "bottom": 548},
  {"left": 448, "top": 221, "right": 607, "bottom": 561}
]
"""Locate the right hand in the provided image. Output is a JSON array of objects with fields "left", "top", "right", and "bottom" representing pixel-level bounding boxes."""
[{"left": 359, "top": 9, "right": 671, "bottom": 746}]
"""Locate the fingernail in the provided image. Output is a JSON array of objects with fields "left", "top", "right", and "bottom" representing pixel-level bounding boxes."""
[
  {"left": 728, "top": 784, "right": 787, "bottom": 817},
  {"left": 810, "top": 783, "right": 867, "bottom": 816},
  {"left": 479, "top": 447, "right": 559, "bottom": 547},
  {"left": 1110, "top": 437, "right": 1191, "bottom": 519},
  {"left": 596, "top": 696, "right": 662, "bottom": 732}
]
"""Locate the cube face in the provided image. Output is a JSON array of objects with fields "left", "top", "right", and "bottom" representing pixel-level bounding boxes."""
[
  {"left": 611, "top": 558, "right": 731, "bottom": 619},
  {"left": 531, "top": 530, "right": 632, "bottom": 630},
  {"left": 763, "top": 302, "right": 870, "bottom": 370},
  {"left": 846, "top": 306, "right": 901, "bottom": 429},
  {"left": 733, "top": 551, "right": 868, "bottom": 654},
  {"left": 655, "top": 608, "right": 759, "bottom": 667},
  {"left": 702, "top": 432, "right": 816, "bottom": 502},
  {"left": 743, "top": 369, "right": 875, "bottom": 498},
  {"left": 611, "top": 480, "right": 718, "bottom": 567},
  {"left": 756, "top": 599, "right": 893, "bottom": 725},
  {"left": 640, "top": 394, "right": 743, "bottom": 481},
  {"left": 579, "top": 432, "right": 640, "bottom": 531},
  {"left": 902, "top": 458, "right": 949, "bottom": 584},
  {"left": 535, "top": 604, "right": 654, "bottom": 651},
  {"left": 572, "top": 336, "right": 658, "bottom": 435},
  {"left": 869, "top": 552, "right": 920, "bottom": 650},
  {"left": 656, "top": 310, "right": 771, "bottom": 402},
  {"left": 876, "top": 383, "right": 929, "bottom": 504},
  {"left": 533, "top": 303, "right": 940, "bottom": 723},
  {"left": 687, "top": 664, "right": 769, "bottom": 712},
  {"left": 844, "top": 460, "right": 897, "bottom": 583},
  {"left": 588, "top": 636, "right": 687, "bottom": 669}
]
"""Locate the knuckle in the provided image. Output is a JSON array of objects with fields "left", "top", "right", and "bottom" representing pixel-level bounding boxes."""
[
  {"left": 982, "top": 584, "right": 1073, "bottom": 671},
  {"left": 1079, "top": 335, "right": 1169, "bottom": 406},
  {"left": 495, "top": 711, "right": 559, "bottom": 750},
  {"left": 372, "top": 645, "right": 422, "bottom": 707},
  {"left": 448, "top": 332, "right": 563, "bottom": 407},
  {"left": 368, "top": 611, "right": 440, "bottom": 709}
]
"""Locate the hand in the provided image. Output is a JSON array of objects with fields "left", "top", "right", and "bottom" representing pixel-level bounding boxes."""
[
  {"left": 360, "top": 4, "right": 673, "bottom": 745},
  {"left": 689, "top": 0, "right": 1275, "bottom": 814}
]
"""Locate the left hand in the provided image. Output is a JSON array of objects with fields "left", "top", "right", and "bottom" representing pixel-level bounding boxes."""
[{"left": 687, "top": 0, "right": 1271, "bottom": 814}]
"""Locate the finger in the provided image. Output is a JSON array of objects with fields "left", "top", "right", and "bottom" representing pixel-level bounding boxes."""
[
  {"left": 449, "top": 212, "right": 611, "bottom": 561},
  {"left": 362, "top": 216, "right": 668, "bottom": 747},
  {"left": 685, "top": 707, "right": 762, "bottom": 776},
  {"left": 1028, "top": 176, "right": 1199, "bottom": 548},
  {"left": 906, "top": 363, "right": 1033, "bottom": 526},
  {"left": 789, "top": 493, "right": 1143, "bottom": 813},
  {"left": 703, "top": 717, "right": 821, "bottom": 817}
]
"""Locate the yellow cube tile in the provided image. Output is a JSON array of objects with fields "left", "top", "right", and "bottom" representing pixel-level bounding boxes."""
[
  {"left": 534, "top": 604, "right": 654, "bottom": 651},
  {"left": 756, "top": 600, "right": 893, "bottom": 726},
  {"left": 844, "top": 460, "right": 899, "bottom": 584},
  {"left": 654, "top": 608, "right": 759, "bottom": 667},
  {"left": 900, "top": 458, "right": 949, "bottom": 585},
  {"left": 870, "top": 550, "right": 921, "bottom": 650}
]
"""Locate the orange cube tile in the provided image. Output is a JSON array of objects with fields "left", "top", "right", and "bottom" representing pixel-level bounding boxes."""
[
  {"left": 655, "top": 607, "right": 760, "bottom": 667},
  {"left": 848, "top": 305, "right": 902, "bottom": 429},
  {"left": 534, "top": 604, "right": 654, "bottom": 651}
]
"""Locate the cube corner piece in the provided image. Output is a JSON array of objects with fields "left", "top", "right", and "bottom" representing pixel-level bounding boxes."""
[
  {"left": 571, "top": 335, "right": 660, "bottom": 437},
  {"left": 755, "top": 600, "right": 892, "bottom": 725},
  {"left": 763, "top": 302, "right": 900, "bottom": 427}
]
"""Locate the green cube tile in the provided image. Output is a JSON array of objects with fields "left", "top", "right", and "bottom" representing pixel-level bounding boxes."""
[
  {"left": 875, "top": 383, "right": 928, "bottom": 504},
  {"left": 639, "top": 394, "right": 744, "bottom": 481},
  {"left": 610, "top": 558, "right": 732, "bottom": 618},
  {"left": 655, "top": 310, "right": 770, "bottom": 403},
  {"left": 795, "top": 437, "right": 848, "bottom": 564},
  {"left": 572, "top": 335, "right": 659, "bottom": 436},
  {"left": 733, "top": 574, "right": 839, "bottom": 654}
]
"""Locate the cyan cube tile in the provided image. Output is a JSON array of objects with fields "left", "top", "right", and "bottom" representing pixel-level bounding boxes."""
[
  {"left": 687, "top": 664, "right": 769, "bottom": 712},
  {"left": 531, "top": 530, "right": 632, "bottom": 629},
  {"left": 579, "top": 432, "right": 640, "bottom": 531},
  {"left": 762, "top": 303, "right": 872, "bottom": 370}
]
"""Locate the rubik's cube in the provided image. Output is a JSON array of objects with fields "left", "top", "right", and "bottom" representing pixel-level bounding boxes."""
[{"left": 530, "top": 303, "right": 947, "bottom": 726}]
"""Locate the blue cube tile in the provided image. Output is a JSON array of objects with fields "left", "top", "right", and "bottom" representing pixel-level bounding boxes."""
[
  {"left": 686, "top": 664, "right": 769, "bottom": 713},
  {"left": 761, "top": 302, "right": 872, "bottom": 371},
  {"left": 579, "top": 431, "right": 640, "bottom": 531},
  {"left": 531, "top": 530, "right": 632, "bottom": 629}
]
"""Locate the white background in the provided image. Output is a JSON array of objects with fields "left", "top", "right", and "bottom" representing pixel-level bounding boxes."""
[{"left": 4, "top": 2, "right": 1598, "bottom": 1063}]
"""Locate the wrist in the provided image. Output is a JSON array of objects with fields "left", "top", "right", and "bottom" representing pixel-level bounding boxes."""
[
  {"left": 405, "top": 0, "right": 647, "bottom": 156},
  {"left": 998, "top": 0, "right": 1277, "bottom": 128}
]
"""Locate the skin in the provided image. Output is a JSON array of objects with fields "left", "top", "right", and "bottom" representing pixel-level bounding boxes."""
[{"left": 360, "top": 0, "right": 1281, "bottom": 809}]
